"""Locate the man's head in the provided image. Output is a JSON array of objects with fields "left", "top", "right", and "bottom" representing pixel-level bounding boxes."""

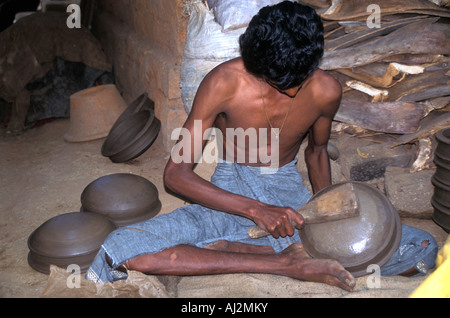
[{"left": 239, "top": 1, "right": 324, "bottom": 91}]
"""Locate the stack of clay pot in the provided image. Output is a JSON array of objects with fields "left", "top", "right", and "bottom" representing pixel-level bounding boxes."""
[
  {"left": 431, "top": 128, "right": 450, "bottom": 233},
  {"left": 80, "top": 173, "right": 162, "bottom": 227},
  {"left": 101, "top": 93, "right": 161, "bottom": 163},
  {"left": 28, "top": 173, "right": 162, "bottom": 275},
  {"left": 28, "top": 212, "right": 116, "bottom": 274}
]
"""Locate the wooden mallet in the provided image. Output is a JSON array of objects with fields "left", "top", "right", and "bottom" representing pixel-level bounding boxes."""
[{"left": 248, "top": 182, "right": 360, "bottom": 239}]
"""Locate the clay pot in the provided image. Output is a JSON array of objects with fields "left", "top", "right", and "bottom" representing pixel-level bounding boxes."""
[
  {"left": 431, "top": 208, "right": 450, "bottom": 234},
  {"left": 28, "top": 212, "right": 116, "bottom": 274},
  {"left": 80, "top": 173, "right": 161, "bottom": 227},
  {"left": 111, "top": 93, "right": 155, "bottom": 129},
  {"left": 433, "top": 153, "right": 450, "bottom": 187},
  {"left": 299, "top": 182, "right": 402, "bottom": 277},
  {"left": 431, "top": 194, "right": 450, "bottom": 234},
  {"left": 431, "top": 176, "right": 450, "bottom": 208},
  {"left": 432, "top": 128, "right": 450, "bottom": 233},
  {"left": 431, "top": 195, "right": 450, "bottom": 216},
  {"left": 435, "top": 128, "right": 450, "bottom": 160},
  {"left": 64, "top": 85, "right": 127, "bottom": 143},
  {"left": 431, "top": 176, "right": 450, "bottom": 233},
  {"left": 101, "top": 109, "right": 161, "bottom": 163}
]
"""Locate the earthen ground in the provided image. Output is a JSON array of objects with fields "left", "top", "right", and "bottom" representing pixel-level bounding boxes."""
[{"left": 0, "top": 119, "right": 447, "bottom": 298}]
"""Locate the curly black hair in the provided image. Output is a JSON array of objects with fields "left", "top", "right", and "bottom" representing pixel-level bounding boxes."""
[{"left": 239, "top": 1, "right": 324, "bottom": 90}]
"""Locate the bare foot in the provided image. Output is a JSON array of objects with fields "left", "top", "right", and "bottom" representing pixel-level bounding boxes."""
[
  {"left": 281, "top": 243, "right": 356, "bottom": 292},
  {"left": 206, "top": 241, "right": 355, "bottom": 291}
]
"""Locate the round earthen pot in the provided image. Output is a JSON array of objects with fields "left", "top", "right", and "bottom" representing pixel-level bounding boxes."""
[
  {"left": 435, "top": 128, "right": 450, "bottom": 160},
  {"left": 433, "top": 153, "right": 450, "bottom": 187},
  {"left": 431, "top": 207, "right": 450, "bottom": 234},
  {"left": 431, "top": 194, "right": 450, "bottom": 234},
  {"left": 101, "top": 109, "right": 160, "bottom": 163},
  {"left": 108, "top": 93, "right": 155, "bottom": 133},
  {"left": 431, "top": 175, "right": 450, "bottom": 233},
  {"left": 299, "top": 182, "right": 402, "bottom": 277},
  {"left": 432, "top": 135, "right": 450, "bottom": 233},
  {"left": 431, "top": 196, "right": 450, "bottom": 216},
  {"left": 80, "top": 173, "right": 161, "bottom": 227},
  {"left": 28, "top": 212, "right": 116, "bottom": 274},
  {"left": 431, "top": 175, "right": 450, "bottom": 209}
]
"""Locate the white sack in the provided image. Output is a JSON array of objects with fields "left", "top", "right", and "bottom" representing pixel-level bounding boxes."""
[
  {"left": 180, "top": 0, "right": 293, "bottom": 113},
  {"left": 181, "top": 1, "right": 244, "bottom": 113},
  {"left": 208, "top": 0, "right": 282, "bottom": 31}
]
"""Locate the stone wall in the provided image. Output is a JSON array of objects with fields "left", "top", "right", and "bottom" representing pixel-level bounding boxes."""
[{"left": 92, "top": 0, "right": 188, "bottom": 152}]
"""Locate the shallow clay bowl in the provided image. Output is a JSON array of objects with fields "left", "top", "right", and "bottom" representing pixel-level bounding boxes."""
[
  {"left": 431, "top": 175, "right": 450, "bottom": 209},
  {"left": 434, "top": 154, "right": 450, "bottom": 187},
  {"left": 431, "top": 207, "right": 450, "bottom": 234},
  {"left": 81, "top": 173, "right": 162, "bottom": 227},
  {"left": 435, "top": 128, "right": 450, "bottom": 159},
  {"left": 299, "top": 182, "right": 402, "bottom": 277},
  {"left": 101, "top": 109, "right": 160, "bottom": 163},
  {"left": 108, "top": 93, "right": 155, "bottom": 133},
  {"left": 28, "top": 212, "right": 116, "bottom": 274}
]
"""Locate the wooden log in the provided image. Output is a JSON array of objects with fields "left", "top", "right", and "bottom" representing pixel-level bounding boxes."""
[
  {"left": 387, "top": 69, "right": 450, "bottom": 102},
  {"left": 381, "top": 54, "right": 447, "bottom": 65},
  {"left": 319, "top": 0, "right": 450, "bottom": 21},
  {"left": 345, "top": 80, "right": 389, "bottom": 102},
  {"left": 325, "top": 16, "right": 426, "bottom": 52},
  {"left": 296, "top": 0, "right": 330, "bottom": 9},
  {"left": 337, "top": 63, "right": 424, "bottom": 88},
  {"left": 410, "top": 138, "right": 434, "bottom": 173},
  {"left": 391, "top": 112, "right": 450, "bottom": 147},
  {"left": 334, "top": 100, "right": 425, "bottom": 134},
  {"left": 426, "top": 96, "right": 450, "bottom": 111},
  {"left": 320, "top": 18, "right": 450, "bottom": 70}
]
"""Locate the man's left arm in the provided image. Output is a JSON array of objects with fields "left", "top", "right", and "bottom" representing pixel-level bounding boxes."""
[{"left": 305, "top": 77, "right": 341, "bottom": 194}]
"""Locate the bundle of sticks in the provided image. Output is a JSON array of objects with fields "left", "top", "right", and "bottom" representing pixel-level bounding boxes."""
[{"left": 302, "top": 0, "right": 450, "bottom": 172}]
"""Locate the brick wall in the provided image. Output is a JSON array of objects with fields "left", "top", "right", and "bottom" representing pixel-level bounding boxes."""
[{"left": 92, "top": 0, "right": 188, "bottom": 152}]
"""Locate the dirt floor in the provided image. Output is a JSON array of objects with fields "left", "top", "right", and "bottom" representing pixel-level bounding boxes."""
[{"left": 0, "top": 119, "right": 448, "bottom": 298}]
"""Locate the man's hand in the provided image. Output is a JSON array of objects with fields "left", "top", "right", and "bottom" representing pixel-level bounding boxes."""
[{"left": 251, "top": 204, "right": 305, "bottom": 239}]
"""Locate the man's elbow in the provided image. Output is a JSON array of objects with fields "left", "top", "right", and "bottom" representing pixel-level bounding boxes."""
[
  {"left": 305, "top": 144, "right": 328, "bottom": 163},
  {"left": 163, "top": 161, "right": 179, "bottom": 192}
]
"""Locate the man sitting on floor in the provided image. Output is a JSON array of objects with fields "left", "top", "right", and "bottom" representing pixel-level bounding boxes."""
[{"left": 86, "top": 1, "right": 437, "bottom": 291}]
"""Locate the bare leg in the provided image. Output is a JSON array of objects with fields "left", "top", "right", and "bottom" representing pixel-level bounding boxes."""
[
  {"left": 123, "top": 243, "right": 356, "bottom": 291},
  {"left": 204, "top": 240, "right": 276, "bottom": 254}
]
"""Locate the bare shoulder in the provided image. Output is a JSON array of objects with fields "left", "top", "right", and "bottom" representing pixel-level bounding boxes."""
[
  {"left": 203, "top": 58, "right": 243, "bottom": 86},
  {"left": 192, "top": 58, "right": 243, "bottom": 114},
  {"left": 307, "top": 69, "right": 342, "bottom": 114}
]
